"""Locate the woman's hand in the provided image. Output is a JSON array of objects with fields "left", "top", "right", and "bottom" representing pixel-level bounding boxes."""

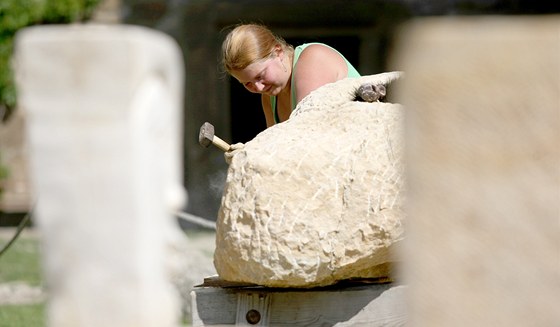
[{"left": 224, "top": 142, "right": 245, "bottom": 164}]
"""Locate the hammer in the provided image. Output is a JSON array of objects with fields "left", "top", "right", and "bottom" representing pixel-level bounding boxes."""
[{"left": 199, "top": 122, "right": 231, "bottom": 152}]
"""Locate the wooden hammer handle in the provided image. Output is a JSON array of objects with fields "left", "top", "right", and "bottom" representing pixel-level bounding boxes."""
[{"left": 213, "top": 136, "right": 231, "bottom": 152}]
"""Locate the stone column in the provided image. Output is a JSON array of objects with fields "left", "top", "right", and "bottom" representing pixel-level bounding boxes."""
[
  {"left": 15, "top": 25, "right": 186, "bottom": 327},
  {"left": 393, "top": 16, "right": 560, "bottom": 326}
]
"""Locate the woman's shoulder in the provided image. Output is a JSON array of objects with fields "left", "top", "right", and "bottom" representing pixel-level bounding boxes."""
[
  {"left": 296, "top": 43, "right": 346, "bottom": 68},
  {"left": 296, "top": 42, "right": 335, "bottom": 55}
]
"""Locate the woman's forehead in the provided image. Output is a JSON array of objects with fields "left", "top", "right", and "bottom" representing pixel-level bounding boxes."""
[
  {"left": 246, "top": 59, "right": 269, "bottom": 73},
  {"left": 232, "top": 59, "right": 269, "bottom": 82}
]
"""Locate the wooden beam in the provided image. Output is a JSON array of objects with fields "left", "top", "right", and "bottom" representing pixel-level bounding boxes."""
[{"left": 191, "top": 281, "right": 406, "bottom": 326}]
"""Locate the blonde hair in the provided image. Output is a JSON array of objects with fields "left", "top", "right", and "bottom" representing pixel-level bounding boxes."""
[{"left": 221, "top": 23, "right": 293, "bottom": 73}]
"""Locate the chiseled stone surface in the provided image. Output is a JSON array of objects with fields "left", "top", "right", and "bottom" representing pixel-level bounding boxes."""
[{"left": 214, "top": 73, "right": 405, "bottom": 287}]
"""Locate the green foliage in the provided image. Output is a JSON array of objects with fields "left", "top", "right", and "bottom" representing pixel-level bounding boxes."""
[
  {"left": 42, "top": 0, "right": 101, "bottom": 24},
  {"left": 0, "top": 0, "right": 101, "bottom": 121},
  {"left": 0, "top": 151, "right": 8, "bottom": 199},
  {"left": 0, "top": 0, "right": 46, "bottom": 34}
]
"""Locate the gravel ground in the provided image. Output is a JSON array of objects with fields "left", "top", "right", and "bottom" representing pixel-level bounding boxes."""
[
  {"left": 0, "top": 282, "right": 46, "bottom": 305},
  {"left": 176, "top": 230, "right": 218, "bottom": 320}
]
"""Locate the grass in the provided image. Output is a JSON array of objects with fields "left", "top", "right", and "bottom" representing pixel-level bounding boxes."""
[
  {"left": 0, "top": 228, "right": 213, "bottom": 326},
  {"left": 0, "top": 235, "right": 42, "bottom": 285},
  {"left": 0, "top": 304, "right": 45, "bottom": 327},
  {"left": 0, "top": 228, "right": 46, "bottom": 327}
]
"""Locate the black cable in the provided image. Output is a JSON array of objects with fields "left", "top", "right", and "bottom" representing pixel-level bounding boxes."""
[{"left": 0, "top": 209, "right": 32, "bottom": 258}]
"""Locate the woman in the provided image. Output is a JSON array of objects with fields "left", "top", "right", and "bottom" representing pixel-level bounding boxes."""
[{"left": 222, "top": 23, "right": 361, "bottom": 127}]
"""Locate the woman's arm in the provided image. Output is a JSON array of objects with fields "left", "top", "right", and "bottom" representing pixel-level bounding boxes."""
[
  {"left": 292, "top": 44, "right": 349, "bottom": 104},
  {"left": 261, "top": 94, "right": 274, "bottom": 128}
]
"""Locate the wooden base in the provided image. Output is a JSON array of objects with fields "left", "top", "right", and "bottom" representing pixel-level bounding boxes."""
[{"left": 191, "top": 276, "right": 407, "bottom": 326}]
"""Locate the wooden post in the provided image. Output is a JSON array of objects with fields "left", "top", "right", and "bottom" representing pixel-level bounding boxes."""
[
  {"left": 15, "top": 25, "right": 186, "bottom": 327},
  {"left": 394, "top": 16, "right": 560, "bottom": 327}
]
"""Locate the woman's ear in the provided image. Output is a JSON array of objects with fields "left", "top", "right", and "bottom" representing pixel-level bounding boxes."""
[{"left": 274, "top": 44, "right": 284, "bottom": 58}]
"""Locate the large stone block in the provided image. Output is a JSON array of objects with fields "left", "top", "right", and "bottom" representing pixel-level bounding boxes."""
[{"left": 214, "top": 73, "right": 405, "bottom": 287}]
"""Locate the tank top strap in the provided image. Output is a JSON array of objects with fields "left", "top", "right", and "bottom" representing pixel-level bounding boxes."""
[{"left": 271, "top": 96, "right": 280, "bottom": 124}]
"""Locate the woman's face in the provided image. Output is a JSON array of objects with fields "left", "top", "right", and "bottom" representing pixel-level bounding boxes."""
[{"left": 231, "top": 53, "right": 288, "bottom": 96}]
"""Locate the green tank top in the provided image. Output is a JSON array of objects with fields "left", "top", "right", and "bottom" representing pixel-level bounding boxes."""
[{"left": 271, "top": 43, "right": 361, "bottom": 124}]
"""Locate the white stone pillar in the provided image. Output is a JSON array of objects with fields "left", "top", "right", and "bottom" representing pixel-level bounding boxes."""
[
  {"left": 393, "top": 16, "right": 560, "bottom": 326},
  {"left": 15, "top": 25, "right": 186, "bottom": 327}
]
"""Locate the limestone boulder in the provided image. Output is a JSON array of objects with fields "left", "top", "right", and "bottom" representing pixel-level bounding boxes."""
[{"left": 214, "top": 72, "right": 405, "bottom": 288}]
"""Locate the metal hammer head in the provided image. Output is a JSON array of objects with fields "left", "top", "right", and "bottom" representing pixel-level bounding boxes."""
[{"left": 199, "top": 122, "right": 214, "bottom": 148}]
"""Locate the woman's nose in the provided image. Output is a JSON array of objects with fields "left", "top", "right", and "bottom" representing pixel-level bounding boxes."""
[{"left": 254, "top": 81, "right": 266, "bottom": 92}]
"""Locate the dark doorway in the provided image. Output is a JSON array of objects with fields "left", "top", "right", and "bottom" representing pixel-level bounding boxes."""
[{"left": 229, "top": 35, "right": 361, "bottom": 144}]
